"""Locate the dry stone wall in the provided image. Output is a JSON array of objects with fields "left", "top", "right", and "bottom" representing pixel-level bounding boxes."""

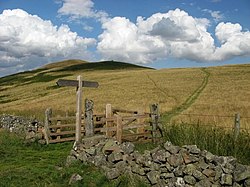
[
  {"left": 68, "top": 136, "right": 250, "bottom": 187},
  {"left": 0, "top": 114, "right": 43, "bottom": 142}
]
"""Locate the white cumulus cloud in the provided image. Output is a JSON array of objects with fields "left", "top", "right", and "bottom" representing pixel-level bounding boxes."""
[
  {"left": 58, "top": 0, "right": 108, "bottom": 22},
  {"left": 0, "top": 9, "right": 96, "bottom": 76},
  {"left": 97, "top": 8, "right": 250, "bottom": 64}
]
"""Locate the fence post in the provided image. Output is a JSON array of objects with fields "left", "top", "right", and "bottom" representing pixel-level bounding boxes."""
[
  {"left": 75, "top": 75, "right": 83, "bottom": 143},
  {"left": 106, "top": 104, "right": 113, "bottom": 137},
  {"left": 85, "top": 99, "right": 94, "bottom": 136},
  {"left": 44, "top": 108, "right": 52, "bottom": 144},
  {"left": 116, "top": 115, "right": 123, "bottom": 143},
  {"left": 150, "top": 104, "right": 159, "bottom": 143},
  {"left": 137, "top": 109, "right": 145, "bottom": 134},
  {"left": 234, "top": 113, "right": 240, "bottom": 142}
]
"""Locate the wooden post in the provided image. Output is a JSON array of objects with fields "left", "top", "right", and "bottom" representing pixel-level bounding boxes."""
[
  {"left": 44, "top": 108, "right": 52, "bottom": 144},
  {"left": 75, "top": 75, "right": 83, "bottom": 143},
  {"left": 137, "top": 110, "right": 145, "bottom": 134},
  {"left": 106, "top": 104, "right": 113, "bottom": 137},
  {"left": 85, "top": 99, "right": 94, "bottom": 136},
  {"left": 234, "top": 113, "right": 240, "bottom": 142},
  {"left": 56, "top": 120, "right": 61, "bottom": 140},
  {"left": 150, "top": 104, "right": 159, "bottom": 143},
  {"left": 116, "top": 115, "right": 123, "bottom": 143}
]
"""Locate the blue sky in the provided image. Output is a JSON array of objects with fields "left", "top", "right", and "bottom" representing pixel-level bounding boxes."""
[{"left": 0, "top": 0, "right": 250, "bottom": 76}]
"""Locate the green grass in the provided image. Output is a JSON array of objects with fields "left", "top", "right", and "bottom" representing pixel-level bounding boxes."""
[
  {"left": 0, "top": 130, "right": 148, "bottom": 187},
  {"left": 163, "top": 123, "right": 250, "bottom": 165}
]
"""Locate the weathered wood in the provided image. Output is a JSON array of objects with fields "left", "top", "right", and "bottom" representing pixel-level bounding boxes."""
[
  {"left": 49, "top": 123, "right": 76, "bottom": 128},
  {"left": 234, "top": 113, "right": 240, "bottom": 142},
  {"left": 112, "top": 108, "right": 138, "bottom": 114},
  {"left": 44, "top": 108, "right": 52, "bottom": 144},
  {"left": 105, "top": 104, "right": 113, "bottom": 137},
  {"left": 85, "top": 99, "right": 94, "bottom": 136},
  {"left": 75, "top": 75, "right": 83, "bottom": 143},
  {"left": 56, "top": 120, "right": 61, "bottom": 140},
  {"left": 116, "top": 115, "right": 123, "bottom": 143},
  {"left": 50, "top": 116, "right": 76, "bottom": 121},
  {"left": 137, "top": 110, "right": 145, "bottom": 134},
  {"left": 56, "top": 79, "right": 99, "bottom": 88},
  {"left": 50, "top": 129, "right": 85, "bottom": 136}
]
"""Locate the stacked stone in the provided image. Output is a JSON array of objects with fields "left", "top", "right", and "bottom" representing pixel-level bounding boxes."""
[
  {"left": 68, "top": 136, "right": 250, "bottom": 187},
  {"left": 0, "top": 114, "right": 42, "bottom": 142}
]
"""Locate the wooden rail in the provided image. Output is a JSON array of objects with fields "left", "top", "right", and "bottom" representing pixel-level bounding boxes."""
[{"left": 42, "top": 103, "right": 162, "bottom": 144}]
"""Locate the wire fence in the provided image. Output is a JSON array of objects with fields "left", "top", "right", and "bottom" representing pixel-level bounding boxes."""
[{"left": 166, "top": 112, "right": 250, "bottom": 132}]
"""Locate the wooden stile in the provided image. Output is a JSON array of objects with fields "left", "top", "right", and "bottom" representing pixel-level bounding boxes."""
[
  {"left": 106, "top": 104, "right": 113, "bottom": 137},
  {"left": 116, "top": 115, "right": 123, "bottom": 143}
]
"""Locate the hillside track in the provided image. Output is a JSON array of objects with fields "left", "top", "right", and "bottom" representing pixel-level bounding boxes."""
[
  {"left": 162, "top": 68, "right": 210, "bottom": 123},
  {"left": 144, "top": 72, "right": 178, "bottom": 102}
]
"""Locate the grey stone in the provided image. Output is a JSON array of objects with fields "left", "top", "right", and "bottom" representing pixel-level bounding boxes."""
[
  {"left": 120, "top": 142, "right": 135, "bottom": 154},
  {"left": 202, "top": 168, "right": 216, "bottom": 177},
  {"left": 204, "top": 151, "right": 215, "bottom": 163},
  {"left": 85, "top": 147, "right": 96, "bottom": 155},
  {"left": 105, "top": 168, "right": 121, "bottom": 180},
  {"left": 198, "top": 160, "right": 209, "bottom": 170},
  {"left": 195, "top": 179, "right": 212, "bottom": 187},
  {"left": 175, "top": 177, "right": 185, "bottom": 187},
  {"left": 183, "top": 145, "right": 201, "bottom": 154},
  {"left": 193, "top": 170, "right": 206, "bottom": 181},
  {"left": 167, "top": 154, "right": 184, "bottom": 167},
  {"left": 244, "top": 179, "right": 250, "bottom": 186},
  {"left": 115, "top": 161, "right": 127, "bottom": 175},
  {"left": 220, "top": 173, "right": 233, "bottom": 185},
  {"left": 181, "top": 151, "right": 199, "bottom": 164},
  {"left": 174, "top": 165, "right": 185, "bottom": 177},
  {"left": 147, "top": 171, "right": 160, "bottom": 185},
  {"left": 108, "top": 152, "right": 123, "bottom": 163},
  {"left": 93, "top": 155, "right": 108, "bottom": 167},
  {"left": 77, "top": 151, "right": 88, "bottom": 162},
  {"left": 161, "top": 173, "right": 175, "bottom": 179},
  {"left": 69, "top": 173, "right": 83, "bottom": 185},
  {"left": 164, "top": 144, "right": 181, "bottom": 154},
  {"left": 102, "top": 139, "right": 121, "bottom": 155},
  {"left": 131, "top": 163, "right": 145, "bottom": 176},
  {"left": 234, "top": 164, "right": 250, "bottom": 182},
  {"left": 152, "top": 149, "right": 170, "bottom": 163},
  {"left": 183, "top": 164, "right": 196, "bottom": 175},
  {"left": 66, "top": 155, "right": 77, "bottom": 166},
  {"left": 184, "top": 175, "right": 196, "bottom": 185}
]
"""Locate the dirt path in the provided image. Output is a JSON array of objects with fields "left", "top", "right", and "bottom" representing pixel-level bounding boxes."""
[{"left": 162, "top": 68, "right": 210, "bottom": 123}]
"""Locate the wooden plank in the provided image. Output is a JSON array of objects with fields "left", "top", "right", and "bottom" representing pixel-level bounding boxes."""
[
  {"left": 50, "top": 116, "right": 76, "bottom": 121},
  {"left": 137, "top": 110, "right": 145, "bottom": 134},
  {"left": 56, "top": 120, "right": 61, "bottom": 140},
  {"left": 112, "top": 108, "right": 138, "bottom": 114},
  {"left": 56, "top": 79, "right": 99, "bottom": 88},
  {"left": 116, "top": 115, "right": 123, "bottom": 143},
  {"left": 101, "top": 114, "right": 148, "bottom": 123},
  {"left": 75, "top": 75, "right": 83, "bottom": 143},
  {"left": 106, "top": 104, "right": 113, "bottom": 137},
  {"left": 49, "top": 137, "right": 75, "bottom": 143},
  {"left": 122, "top": 131, "right": 151, "bottom": 137},
  {"left": 50, "top": 129, "right": 85, "bottom": 136},
  {"left": 49, "top": 123, "right": 76, "bottom": 128}
]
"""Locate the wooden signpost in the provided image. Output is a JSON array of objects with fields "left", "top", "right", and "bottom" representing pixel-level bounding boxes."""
[{"left": 56, "top": 75, "right": 99, "bottom": 143}]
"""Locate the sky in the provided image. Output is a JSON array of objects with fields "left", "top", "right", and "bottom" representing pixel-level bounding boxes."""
[{"left": 0, "top": 0, "right": 250, "bottom": 77}]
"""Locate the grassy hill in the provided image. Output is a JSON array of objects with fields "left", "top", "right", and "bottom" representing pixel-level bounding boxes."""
[
  {"left": 1, "top": 60, "right": 250, "bottom": 186},
  {"left": 0, "top": 60, "right": 250, "bottom": 128}
]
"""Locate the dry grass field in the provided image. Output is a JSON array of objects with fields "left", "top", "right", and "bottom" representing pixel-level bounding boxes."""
[{"left": 0, "top": 60, "right": 249, "bottom": 129}]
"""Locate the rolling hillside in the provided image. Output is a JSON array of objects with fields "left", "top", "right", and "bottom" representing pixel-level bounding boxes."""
[{"left": 0, "top": 60, "right": 249, "bottom": 128}]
